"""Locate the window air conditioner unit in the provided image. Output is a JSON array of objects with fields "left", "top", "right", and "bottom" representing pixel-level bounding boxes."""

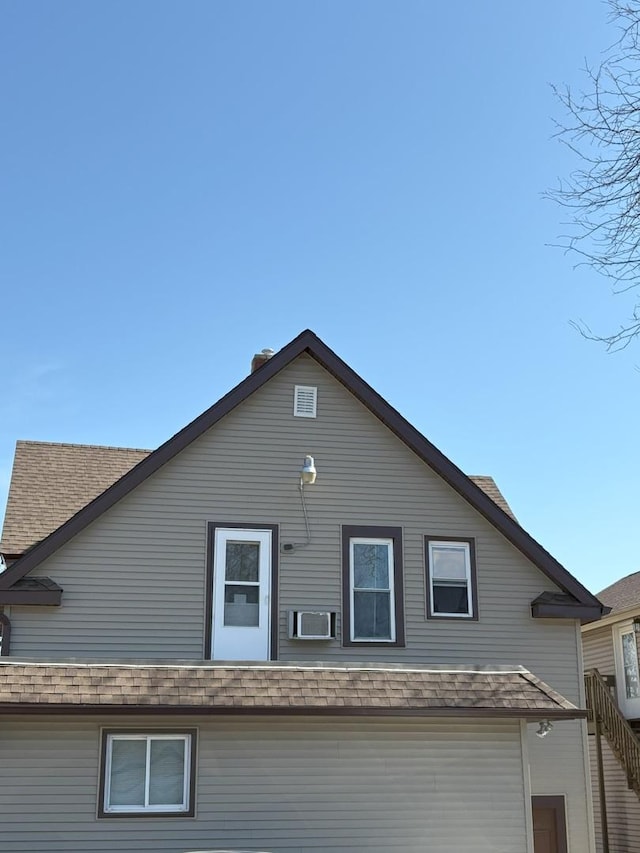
[{"left": 288, "top": 610, "right": 336, "bottom": 640}]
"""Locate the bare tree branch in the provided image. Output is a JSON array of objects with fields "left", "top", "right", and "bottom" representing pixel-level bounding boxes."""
[{"left": 548, "top": 1, "right": 640, "bottom": 348}]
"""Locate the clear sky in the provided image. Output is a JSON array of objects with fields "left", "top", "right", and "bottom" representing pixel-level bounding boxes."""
[{"left": 1, "top": 1, "right": 636, "bottom": 596}]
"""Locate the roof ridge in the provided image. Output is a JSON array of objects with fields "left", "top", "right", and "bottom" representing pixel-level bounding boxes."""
[{"left": 16, "top": 440, "right": 152, "bottom": 453}]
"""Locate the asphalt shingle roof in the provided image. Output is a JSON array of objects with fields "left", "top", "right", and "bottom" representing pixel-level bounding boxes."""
[
  {"left": 0, "top": 441, "right": 516, "bottom": 556},
  {"left": 597, "top": 571, "right": 640, "bottom": 615},
  {"left": 0, "top": 661, "right": 580, "bottom": 717},
  {"left": 0, "top": 441, "right": 150, "bottom": 555}
]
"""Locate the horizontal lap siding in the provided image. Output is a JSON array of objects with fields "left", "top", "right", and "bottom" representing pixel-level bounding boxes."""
[
  {"left": 9, "top": 356, "right": 590, "bottom": 850},
  {"left": 16, "top": 356, "right": 579, "bottom": 701},
  {"left": 528, "top": 719, "right": 592, "bottom": 853},
  {"left": 0, "top": 715, "right": 527, "bottom": 853},
  {"left": 582, "top": 626, "right": 615, "bottom": 676},
  {"left": 589, "top": 736, "right": 640, "bottom": 853}
]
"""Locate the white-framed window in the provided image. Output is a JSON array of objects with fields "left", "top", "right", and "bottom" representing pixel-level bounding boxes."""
[
  {"left": 426, "top": 538, "right": 477, "bottom": 619},
  {"left": 342, "top": 526, "right": 405, "bottom": 646},
  {"left": 614, "top": 622, "right": 640, "bottom": 717},
  {"left": 100, "top": 730, "right": 196, "bottom": 817},
  {"left": 351, "top": 537, "right": 395, "bottom": 641}
]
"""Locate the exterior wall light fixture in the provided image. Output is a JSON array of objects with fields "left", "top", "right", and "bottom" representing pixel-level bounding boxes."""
[
  {"left": 535, "top": 719, "right": 553, "bottom": 739},
  {"left": 282, "top": 455, "right": 317, "bottom": 554},
  {"left": 300, "top": 455, "right": 317, "bottom": 485}
]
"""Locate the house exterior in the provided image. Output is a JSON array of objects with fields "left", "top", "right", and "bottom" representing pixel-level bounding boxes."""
[
  {"left": 582, "top": 572, "right": 640, "bottom": 853},
  {"left": 0, "top": 329, "right": 606, "bottom": 853}
]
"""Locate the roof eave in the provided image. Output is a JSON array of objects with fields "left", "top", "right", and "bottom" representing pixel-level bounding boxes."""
[
  {"left": 0, "top": 586, "right": 62, "bottom": 606},
  {"left": 0, "top": 703, "right": 587, "bottom": 720},
  {"left": 582, "top": 603, "right": 639, "bottom": 632},
  {"left": 531, "top": 600, "right": 607, "bottom": 624}
]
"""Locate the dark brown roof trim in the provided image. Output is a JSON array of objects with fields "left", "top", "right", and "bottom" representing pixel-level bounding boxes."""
[
  {"left": 531, "top": 601, "right": 604, "bottom": 624},
  {"left": 0, "top": 329, "right": 605, "bottom": 614},
  {"left": 531, "top": 591, "right": 609, "bottom": 624},
  {"left": 0, "top": 586, "right": 62, "bottom": 606},
  {"left": 0, "top": 703, "right": 586, "bottom": 720},
  {"left": 0, "top": 577, "right": 62, "bottom": 606}
]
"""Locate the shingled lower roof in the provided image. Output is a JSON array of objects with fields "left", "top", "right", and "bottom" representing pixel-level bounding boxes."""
[
  {"left": 0, "top": 661, "right": 582, "bottom": 719},
  {"left": 0, "top": 440, "right": 516, "bottom": 557}
]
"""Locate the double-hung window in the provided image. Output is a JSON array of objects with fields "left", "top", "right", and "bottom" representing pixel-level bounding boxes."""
[
  {"left": 100, "top": 730, "right": 196, "bottom": 818},
  {"left": 426, "top": 537, "right": 477, "bottom": 619},
  {"left": 342, "top": 525, "right": 404, "bottom": 646}
]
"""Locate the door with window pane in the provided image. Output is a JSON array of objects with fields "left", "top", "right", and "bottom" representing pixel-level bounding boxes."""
[
  {"left": 614, "top": 621, "right": 640, "bottom": 717},
  {"left": 212, "top": 528, "right": 271, "bottom": 660}
]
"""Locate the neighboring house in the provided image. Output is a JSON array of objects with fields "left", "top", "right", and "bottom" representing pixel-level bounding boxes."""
[
  {"left": 582, "top": 572, "right": 640, "bottom": 853},
  {"left": 0, "top": 330, "right": 606, "bottom": 853}
]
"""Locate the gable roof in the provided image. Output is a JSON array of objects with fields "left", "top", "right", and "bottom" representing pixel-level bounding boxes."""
[
  {"left": 0, "top": 442, "right": 517, "bottom": 556},
  {"left": 597, "top": 571, "right": 640, "bottom": 615},
  {"left": 0, "top": 329, "right": 606, "bottom": 618}
]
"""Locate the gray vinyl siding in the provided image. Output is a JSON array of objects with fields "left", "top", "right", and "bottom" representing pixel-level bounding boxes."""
[
  {"left": 528, "top": 719, "right": 592, "bottom": 853},
  {"left": 583, "top": 625, "right": 615, "bottom": 676},
  {"left": 0, "top": 714, "right": 529, "bottom": 853},
  {"left": 589, "top": 736, "right": 640, "bottom": 853},
  {"left": 583, "top": 622, "right": 640, "bottom": 853},
  {"left": 14, "top": 355, "right": 580, "bottom": 695},
  {"left": 6, "top": 354, "right": 592, "bottom": 851}
]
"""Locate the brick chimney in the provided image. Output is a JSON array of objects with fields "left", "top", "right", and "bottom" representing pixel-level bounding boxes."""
[{"left": 251, "top": 348, "right": 275, "bottom": 373}]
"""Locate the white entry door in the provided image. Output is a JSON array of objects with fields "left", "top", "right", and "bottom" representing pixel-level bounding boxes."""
[
  {"left": 212, "top": 528, "right": 272, "bottom": 661},
  {"left": 614, "top": 621, "right": 640, "bottom": 718}
]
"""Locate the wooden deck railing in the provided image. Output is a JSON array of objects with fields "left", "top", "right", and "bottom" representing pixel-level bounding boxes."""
[{"left": 585, "top": 668, "right": 640, "bottom": 798}]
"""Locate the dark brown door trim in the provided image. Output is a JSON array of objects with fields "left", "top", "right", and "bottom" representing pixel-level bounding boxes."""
[{"left": 205, "top": 522, "right": 279, "bottom": 661}]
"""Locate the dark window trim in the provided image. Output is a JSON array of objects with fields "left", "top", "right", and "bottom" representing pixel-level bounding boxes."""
[
  {"left": 0, "top": 613, "right": 10, "bottom": 656},
  {"left": 341, "top": 525, "right": 405, "bottom": 648},
  {"left": 531, "top": 795, "right": 568, "bottom": 853},
  {"left": 425, "top": 536, "right": 478, "bottom": 622},
  {"left": 204, "top": 522, "right": 279, "bottom": 661},
  {"left": 98, "top": 728, "right": 197, "bottom": 819}
]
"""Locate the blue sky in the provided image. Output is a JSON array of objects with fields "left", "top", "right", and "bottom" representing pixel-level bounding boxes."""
[{"left": 1, "top": 1, "right": 636, "bottom": 595}]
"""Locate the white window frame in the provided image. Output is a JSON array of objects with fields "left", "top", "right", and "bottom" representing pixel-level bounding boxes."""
[
  {"left": 349, "top": 537, "right": 396, "bottom": 642},
  {"left": 613, "top": 621, "right": 640, "bottom": 717},
  {"left": 102, "top": 732, "right": 193, "bottom": 816},
  {"left": 293, "top": 385, "right": 318, "bottom": 418},
  {"left": 427, "top": 539, "right": 475, "bottom": 619}
]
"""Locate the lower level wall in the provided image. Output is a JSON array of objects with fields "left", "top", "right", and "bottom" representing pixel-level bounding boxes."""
[
  {"left": 0, "top": 715, "right": 531, "bottom": 853},
  {"left": 528, "top": 719, "right": 595, "bottom": 853},
  {"left": 589, "top": 734, "right": 640, "bottom": 853}
]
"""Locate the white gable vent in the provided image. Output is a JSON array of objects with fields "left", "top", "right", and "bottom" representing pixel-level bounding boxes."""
[{"left": 294, "top": 385, "right": 317, "bottom": 418}]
